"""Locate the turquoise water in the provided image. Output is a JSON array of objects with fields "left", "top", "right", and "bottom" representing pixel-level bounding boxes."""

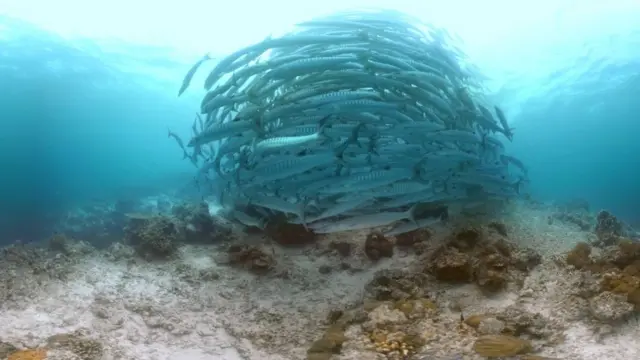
[
  {"left": 0, "top": 16, "right": 197, "bottom": 239},
  {"left": 1, "top": 2, "right": 640, "bottom": 240}
]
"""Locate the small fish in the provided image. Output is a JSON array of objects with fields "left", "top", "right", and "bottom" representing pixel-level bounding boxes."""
[
  {"left": 189, "top": 118, "right": 260, "bottom": 147},
  {"left": 494, "top": 106, "right": 514, "bottom": 141},
  {"left": 309, "top": 203, "right": 420, "bottom": 233},
  {"left": 383, "top": 216, "right": 442, "bottom": 236},
  {"left": 168, "top": 129, "right": 190, "bottom": 159},
  {"left": 178, "top": 53, "right": 212, "bottom": 97}
]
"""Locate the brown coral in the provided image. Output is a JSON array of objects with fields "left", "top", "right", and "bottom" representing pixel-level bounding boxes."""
[
  {"left": 565, "top": 242, "right": 593, "bottom": 270},
  {"left": 566, "top": 237, "right": 640, "bottom": 313},
  {"left": 307, "top": 325, "right": 347, "bottom": 360},
  {"left": 328, "top": 241, "right": 352, "bottom": 257},
  {"left": 473, "top": 335, "right": 532, "bottom": 357},
  {"left": 426, "top": 225, "right": 539, "bottom": 293}
]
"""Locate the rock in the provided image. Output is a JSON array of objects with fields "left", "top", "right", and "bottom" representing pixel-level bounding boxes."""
[
  {"left": 595, "top": 210, "right": 624, "bottom": 246},
  {"left": 365, "top": 269, "right": 429, "bottom": 301},
  {"left": 47, "top": 331, "right": 104, "bottom": 360},
  {"left": 366, "top": 304, "right": 408, "bottom": 327},
  {"left": 463, "top": 314, "right": 492, "bottom": 329},
  {"left": 478, "top": 317, "right": 506, "bottom": 335},
  {"left": 364, "top": 232, "right": 394, "bottom": 261},
  {"left": 0, "top": 343, "right": 18, "bottom": 359},
  {"left": 228, "top": 244, "right": 275, "bottom": 274},
  {"left": 395, "top": 228, "right": 431, "bottom": 247},
  {"left": 496, "top": 306, "right": 551, "bottom": 338},
  {"left": 430, "top": 248, "right": 472, "bottom": 283},
  {"left": 307, "top": 325, "right": 347, "bottom": 359},
  {"left": 265, "top": 217, "right": 316, "bottom": 246},
  {"left": 588, "top": 291, "right": 634, "bottom": 323},
  {"left": 124, "top": 215, "right": 180, "bottom": 260},
  {"left": 329, "top": 241, "right": 352, "bottom": 257},
  {"left": 487, "top": 221, "right": 508, "bottom": 237}
]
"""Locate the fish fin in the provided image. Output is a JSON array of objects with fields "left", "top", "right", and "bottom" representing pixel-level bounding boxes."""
[
  {"left": 368, "top": 131, "right": 380, "bottom": 155},
  {"left": 253, "top": 117, "right": 266, "bottom": 138}
]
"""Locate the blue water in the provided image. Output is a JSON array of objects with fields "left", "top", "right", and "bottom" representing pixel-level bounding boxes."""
[
  {"left": 1, "top": 4, "right": 639, "bottom": 242},
  {"left": 0, "top": 16, "right": 198, "bottom": 241}
]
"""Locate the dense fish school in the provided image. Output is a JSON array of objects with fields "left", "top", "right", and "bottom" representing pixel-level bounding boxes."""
[{"left": 172, "top": 9, "right": 528, "bottom": 235}]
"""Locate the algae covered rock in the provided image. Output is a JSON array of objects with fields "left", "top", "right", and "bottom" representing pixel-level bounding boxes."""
[
  {"left": 124, "top": 214, "right": 180, "bottom": 259},
  {"left": 47, "top": 331, "right": 104, "bottom": 360},
  {"left": 427, "top": 224, "right": 540, "bottom": 292}
]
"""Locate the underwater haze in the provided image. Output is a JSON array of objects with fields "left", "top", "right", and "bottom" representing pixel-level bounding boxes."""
[{"left": 1, "top": 0, "right": 640, "bottom": 240}]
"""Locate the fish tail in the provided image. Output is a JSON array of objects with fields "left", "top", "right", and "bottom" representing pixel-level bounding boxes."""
[
  {"left": 356, "top": 51, "right": 369, "bottom": 64},
  {"left": 252, "top": 118, "right": 265, "bottom": 137},
  {"left": 231, "top": 72, "right": 240, "bottom": 87},
  {"left": 511, "top": 177, "right": 525, "bottom": 194},
  {"left": 406, "top": 203, "right": 419, "bottom": 227},
  {"left": 368, "top": 132, "right": 380, "bottom": 156},
  {"left": 350, "top": 122, "right": 366, "bottom": 148},
  {"left": 336, "top": 122, "right": 365, "bottom": 159},
  {"left": 317, "top": 115, "right": 332, "bottom": 143},
  {"left": 413, "top": 156, "right": 430, "bottom": 184},
  {"left": 297, "top": 199, "right": 310, "bottom": 230}
]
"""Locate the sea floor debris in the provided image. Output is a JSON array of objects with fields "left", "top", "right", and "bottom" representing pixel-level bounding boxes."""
[
  {"left": 1, "top": 201, "right": 639, "bottom": 360},
  {"left": 171, "top": 9, "right": 527, "bottom": 236}
]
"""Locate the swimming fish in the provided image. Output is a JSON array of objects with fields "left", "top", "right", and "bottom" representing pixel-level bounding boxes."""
[
  {"left": 178, "top": 53, "right": 212, "bottom": 97},
  {"left": 173, "top": 9, "right": 528, "bottom": 235}
]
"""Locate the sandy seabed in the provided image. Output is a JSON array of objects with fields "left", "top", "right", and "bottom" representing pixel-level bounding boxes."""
[{"left": 1, "top": 202, "right": 639, "bottom": 360}]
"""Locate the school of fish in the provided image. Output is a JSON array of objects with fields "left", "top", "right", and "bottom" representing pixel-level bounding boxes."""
[{"left": 170, "top": 9, "right": 528, "bottom": 235}]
